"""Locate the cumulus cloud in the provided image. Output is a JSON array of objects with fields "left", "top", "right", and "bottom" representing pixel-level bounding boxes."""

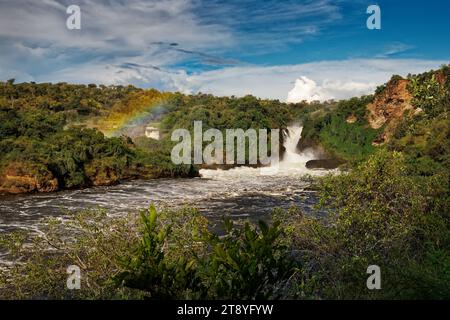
[
  {"left": 286, "top": 77, "right": 379, "bottom": 103},
  {"left": 287, "top": 77, "right": 330, "bottom": 102}
]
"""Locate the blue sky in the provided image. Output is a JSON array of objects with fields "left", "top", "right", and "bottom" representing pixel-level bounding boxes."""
[{"left": 0, "top": 0, "right": 449, "bottom": 101}]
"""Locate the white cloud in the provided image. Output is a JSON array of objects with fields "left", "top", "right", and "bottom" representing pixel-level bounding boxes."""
[
  {"left": 0, "top": 0, "right": 235, "bottom": 83},
  {"left": 376, "top": 42, "right": 415, "bottom": 58},
  {"left": 286, "top": 77, "right": 377, "bottom": 103},
  {"left": 287, "top": 76, "right": 331, "bottom": 102},
  {"left": 0, "top": 0, "right": 341, "bottom": 78},
  {"left": 42, "top": 60, "right": 188, "bottom": 90},
  {"left": 0, "top": 0, "right": 230, "bottom": 50},
  {"left": 9, "top": 58, "right": 446, "bottom": 102},
  {"left": 0, "top": 0, "right": 355, "bottom": 91}
]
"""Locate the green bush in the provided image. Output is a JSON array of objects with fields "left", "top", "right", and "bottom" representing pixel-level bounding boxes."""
[
  {"left": 300, "top": 95, "right": 379, "bottom": 161},
  {"left": 0, "top": 209, "right": 143, "bottom": 299},
  {"left": 195, "top": 219, "right": 294, "bottom": 299},
  {"left": 407, "top": 66, "right": 450, "bottom": 117},
  {"left": 117, "top": 208, "right": 295, "bottom": 299},
  {"left": 115, "top": 206, "right": 204, "bottom": 299},
  {"left": 0, "top": 206, "right": 297, "bottom": 300},
  {"left": 310, "top": 150, "right": 450, "bottom": 299}
]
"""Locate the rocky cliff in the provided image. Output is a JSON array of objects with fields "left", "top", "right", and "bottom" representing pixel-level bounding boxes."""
[
  {"left": 0, "top": 162, "right": 59, "bottom": 194},
  {"left": 367, "top": 68, "right": 448, "bottom": 146},
  {"left": 367, "top": 78, "right": 417, "bottom": 145}
]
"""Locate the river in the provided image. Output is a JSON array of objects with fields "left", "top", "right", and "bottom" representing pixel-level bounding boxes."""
[{"left": 0, "top": 126, "right": 333, "bottom": 235}]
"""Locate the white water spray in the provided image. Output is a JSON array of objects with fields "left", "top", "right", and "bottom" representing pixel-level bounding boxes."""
[
  {"left": 200, "top": 125, "right": 320, "bottom": 179},
  {"left": 279, "top": 125, "right": 315, "bottom": 169}
]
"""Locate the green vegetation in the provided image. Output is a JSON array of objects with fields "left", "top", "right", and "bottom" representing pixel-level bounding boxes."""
[
  {"left": 407, "top": 66, "right": 450, "bottom": 117},
  {"left": 2, "top": 166, "right": 447, "bottom": 300},
  {"left": 159, "top": 93, "right": 295, "bottom": 164},
  {"left": 310, "top": 150, "right": 449, "bottom": 298},
  {"left": 161, "top": 93, "right": 292, "bottom": 132},
  {"left": 0, "top": 81, "right": 196, "bottom": 193},
  {"left": 298, "top": 65, "right": 449, "bottom": 298},
  {"left": 300, "top": 95, "right": 380, "bottom": 161},
  {"left": 0, "top": 208, "right": 143, "bottom": 299},
  {"left": 0, "top": 66, "right": 449, "bottom": 299},
  {"left": 388, "top": 66, "right": 450, "bottom": 176},
  {"left": 298, "top": 65, "right": 450, "bottom": 165},
  {"left": 0, "top": 109, "right": 196, "bottom": 191},
  {"left": 117, "top": 207, "right": 293, "bottom": 299},
  {"left": 0, "top": 80, "right": 139, "bottom": 120},
  {"left": 0, "top": 82, "right": 301, "bottom": 193},
  {"left": 0, "top": 206, "right": 295, "bottom": 299}
]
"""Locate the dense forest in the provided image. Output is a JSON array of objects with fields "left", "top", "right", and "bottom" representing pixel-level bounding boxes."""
[
  {"left": 0, "top": 81, "right": 301, "bottom": 193},
  {"left": 0, "top": 82, "right": 198, "bottom": 193},
  {"left": 0, "top": 65, "right": 449, "bottom": 299}
]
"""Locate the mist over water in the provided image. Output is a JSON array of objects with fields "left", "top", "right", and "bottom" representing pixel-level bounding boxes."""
[
  {"left": 280, "top": 125, "right": 317, "bottom": 170},
  {"left": 0, "top": 125, "right": 330, "bottom": 236},
  {"left": 201, "top": 125, "right": 317, "bottom": 178}
]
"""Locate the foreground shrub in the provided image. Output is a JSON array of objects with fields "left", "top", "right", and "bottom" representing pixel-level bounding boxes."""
[
  {"left": 117, "top": 211, "right": 295, "bottom": 299},
  {"left": 0, "top": 206, "right": 295, "bottom": 300},
  {"left": 0, "top": 206, "right": 208, "bottom": 299},
  {"left": 284, "top": 149, "right": 450, "bottom": 299},
  {"left": 0, "top": 209, "right": 141, "bottom": 299},
  {"left": 191, "top": 219, "right": 294, "bottom": 299}
]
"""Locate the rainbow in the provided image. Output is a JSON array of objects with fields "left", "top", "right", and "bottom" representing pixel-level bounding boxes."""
[{"left": 97, "top": 90, "right": 173, "bottom": 138}]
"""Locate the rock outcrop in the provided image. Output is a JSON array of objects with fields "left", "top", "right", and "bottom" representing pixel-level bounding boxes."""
[
  {"left": 306, "top": 159, "right": 345, "bottom": 170},
  {"left": 0, "top": 162, "right": 59, "bottom": 194},
  {"left": 367, "top": 79, "right": 415, "bottom": 145}
]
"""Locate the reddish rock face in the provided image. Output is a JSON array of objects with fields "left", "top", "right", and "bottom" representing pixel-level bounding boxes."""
[
  {"left": 0, "top": 162, "right": 59, "bottom": 194},
  {"left": 366, "top": 79, "right": 415, "bottom": 145},
  {"left": 367, "top": 79, "right": 413, "bottom": 129},
  {"left": 435, "top": 70, "right": 447, "bottom": 86}
]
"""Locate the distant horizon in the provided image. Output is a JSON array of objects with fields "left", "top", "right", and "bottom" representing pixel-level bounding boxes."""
[{"left": 5, "top": 61, "right": 449, "bottom": 104}]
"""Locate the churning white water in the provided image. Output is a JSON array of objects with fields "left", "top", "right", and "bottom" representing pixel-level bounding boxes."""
[
  {"left": 200, "top": 125, "right": 319, "bottom": 179},
  {"left": 283, "top": 126, "right": 304, "bottom": 162},
  {"left": 279, "top": 125, "right": 316, "bottom": 169}
]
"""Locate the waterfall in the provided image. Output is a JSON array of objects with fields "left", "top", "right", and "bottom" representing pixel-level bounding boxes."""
[
  {"left": 200, "top": 124, "right": 320, "bottom": 179},
  {"left": 283, "top": 126, "right": 305, "bottom": 164},
  {"left": 279, "top": 125, "right": 315, "bottom": 169}
]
